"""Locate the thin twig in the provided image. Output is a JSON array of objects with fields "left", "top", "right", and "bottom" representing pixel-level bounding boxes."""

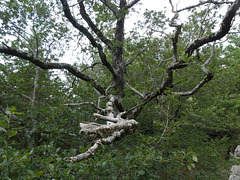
[
  {"left": 158, "top": 102, "right": 170, "bottom": 143},
  {"left": 64, "top": 102, "right": 105, "bottom": 112},
  {"left": 177, "top": 1, "right": 234, "bottom": 13},
  {"left": 125, "top": 82, "right": 144, "bottom": 98}
]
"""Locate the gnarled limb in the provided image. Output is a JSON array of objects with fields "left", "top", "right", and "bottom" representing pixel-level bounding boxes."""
[
  {"left": 67, "top": 96, "right": 139, "bottom": 162},
  {"left": 173, "top": 44, "right": 215, "bottom": 96},
  {"left": 169, "top": 10, "right": 182, "bottom": 61},
  {"left": 79, "top": 1, "right": 113, "bottom": 49},
  {"left": 123, "top": 0, "right": 240, "bottom": 119},
  {"left": 67, "top": 139, "right": 102, "bottom": 162},
  {"left": 81, "top": 62, "right": 103, "bottom": 73},
  {"left": 173, "top": 70, "right": 214, "bottom": 96},
  {"left": 185, "top": 0, "right": 240, "bottom": 56},
  {"left": 79, "top": 119, "right": 138, "bottom": 136},
  {"left": 0, "top": 45, "right": 105, "bottom": 95},
  {"left": 67, "top": 129, "right": 127, "bottom": 162},
  {"left": 60, "top": 0, "right": 117, "bottom": 79}
]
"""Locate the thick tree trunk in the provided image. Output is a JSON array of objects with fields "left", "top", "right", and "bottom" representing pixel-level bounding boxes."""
[{"left": 112, "top": 1, "right": 126, "bottom": 100}]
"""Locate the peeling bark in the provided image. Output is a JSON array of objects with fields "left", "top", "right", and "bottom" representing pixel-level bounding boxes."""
[{"left": 67, "top": 97, "right": 139, "bottom": 162}]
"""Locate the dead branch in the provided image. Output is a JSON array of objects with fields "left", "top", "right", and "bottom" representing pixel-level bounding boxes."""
[
  {"left": 67, "top": 129, "right": 127, "bottom": 162},
  {"left": 203, "top": 43, "right": 215, "bottom": 67},
  {"left": 67, "top": 96, "right": 139, "bottom": 162},
  {"left": 125, "top": 82, "right": 144, "bottom": 98},
  {"left": 79, "top": 119, "right": 138, "bottom": 136},
  {"left": 93, "top": 113, "right": 119, "bottom": 123},
  {"left": 67, "top": 139, "right": 102, "bottom": 162},
  {"left": 173, "top": 44, "right": 215, "bottom": 96}
]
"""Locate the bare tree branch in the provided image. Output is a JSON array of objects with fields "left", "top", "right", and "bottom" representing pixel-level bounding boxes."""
[
  {"left": 203, "top": 43, "right": 215, "bottom": 67},
  {"left": 185, "top": 0, "right": 240, "bottom": 56},
  {"left": 157, "top": 57, "right": 173, "bottom": 68},
  {"left": 121, "top": 0, "right": 235, "bottom": 118},
  {"left": 93, "top": 113, "right": 119, "bottom": 123},
  {"left": 158, "top": 102, "right": 170, "bottom": 143},
  {"left": 67, "top": 97, "right": 139, "bottom": 162},
  {"left": 197, "top": 3, "right": 211, "bottom": 38},
  {"left": 125, "top": 82, "right": 144, "bottom": 98},
  {"left": 173, "top": 44, "right": 215, "bottom": 96},
  {"left": 122, "top": 60, "right": 188, "bottom": 119},
  {"left": 169, "top": 11, "right": 182, "bottom": 61},
  {"left": 60, "top": 0, "right": 117, "bottom": 79},
  {"left": 5, "top": 85, "right": 33, "bottom": 101},
  {"left": 67, "top": 139, "right": 102, "bottom": 162},
  {"left": 173, "top": 70, "right": 213, "bottom": 96},
  {"left": 67, "top": 130, "right": 129, "bottom": 162},
  {"left": 79, "top": 119, "right": 138, "bottom": 136},
  {"left": 124, "top": 0, "right": 141, "bottom": 9},
  {"left": 105, "top": 84, "right": 114, "bottom": 95},
  {"left": 64, "top": 102, "right": 105, "bottom": 112},
  {"left": 177, "top": 0, "right": 234, "bottom": 13},
  {"left": 99, "top": 0, "right": 118, "bottom": 16},
  {"left": 125, "top": 50, "right": 143, "bottom": 67},
  {"left": 79, "top": 1, "right": 113, "bottom": 49},
  {"left": 81, "top": 62, "right": 103, "bottom": 73},
  {"left": 169, "top": 0, "right": 175, "bottom": 12},
  {"left": 0, "top": 45, "right": 106, "bottom": 95}
]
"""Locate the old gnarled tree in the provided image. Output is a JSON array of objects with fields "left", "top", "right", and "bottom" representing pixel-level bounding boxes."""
[{"left": 1, "top": 0, "right": 240, "bottom": 162}]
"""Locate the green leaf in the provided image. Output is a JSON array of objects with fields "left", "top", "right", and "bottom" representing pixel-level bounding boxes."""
[
  {"left": 5, "top": 107, "right": 11, "bottom": 115},
  {"left": 0, "top": 119, "right": 7, "bottom": 128},
  {"left": 0, "top": 127, "right": 7, "bottom": 133},
  {"left": 192, "top": 155, "right": 198, "bottom": 162},
  {"left": 8, "top": 130, "right": 17, "bottom": 138},
  {"left": 10, "top": 106, "right": 17, "bottom": 112},
  {"left": 191, "top": 163, "right": 196, "bottom": 168},
  {"left": 138, "top": 170, "right": 145, "bottom": 175},
  {"left": 0, "top": 136, "right": 5, "bottom": 143}
]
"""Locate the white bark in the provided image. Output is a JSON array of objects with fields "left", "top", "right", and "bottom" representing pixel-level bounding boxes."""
[{"left": 67, "top": 97, "right": 139, "bottom": 162}]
